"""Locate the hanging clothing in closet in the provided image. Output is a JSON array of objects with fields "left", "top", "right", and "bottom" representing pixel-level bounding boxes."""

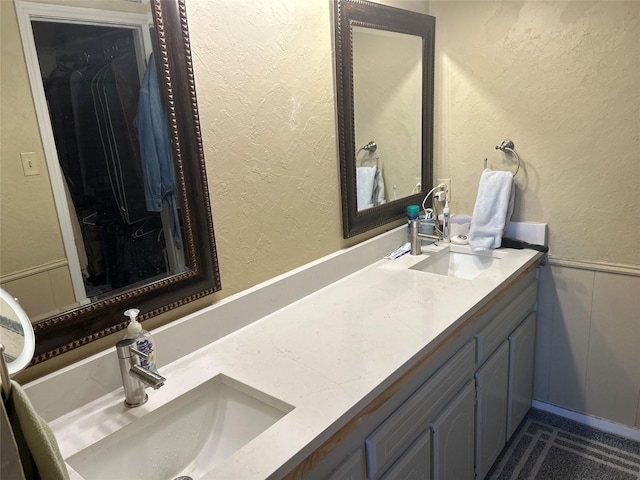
[
  {"left": 91, "top": 53, "right": 148, "bottom": 225},
  {"left": 135, "top": 54, "right": 182, "bottom": 250},
  {"left": 44, "top": 59, "right": 88, "bottom": 206},
  {"left": 35, "top": 22, "right": 170, "bottom": 295}
]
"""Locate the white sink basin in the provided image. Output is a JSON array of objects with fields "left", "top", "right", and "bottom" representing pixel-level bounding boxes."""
[
  {"left": 410, "top": 247, "right": 505, "bottom": 280},
  {"left": 66, "top": 375, "right": 293, "bottom": 480}
]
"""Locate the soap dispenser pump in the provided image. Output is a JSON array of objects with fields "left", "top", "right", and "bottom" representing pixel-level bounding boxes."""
[{"left": 124, "top": 309, "right": 157, "bottom": 373}]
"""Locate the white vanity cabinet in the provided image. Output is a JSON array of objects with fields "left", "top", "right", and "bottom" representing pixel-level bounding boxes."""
[
  {"left": 475, "top": 341, "right": 509, "bottom": 480},
  {"left": 301, "top": 266, "right": 539, "bottom": 480},
  {"left": 473, "top": 281, "right": 538, "bottom": 479},
  {"left": 507, "top": 312, "right": 537, "bottom": 439},
  {"left": 327, "top": 449, "right": 364, "bottom": 480},
  {"left": 380, "top": 432, "right": 431, "bottom": 480},
  {"left": 365, "top": 340, "right": 475, "bottom": 478},
  {"left": 431, "top": 380, "right": 476, "bottom": 480}
]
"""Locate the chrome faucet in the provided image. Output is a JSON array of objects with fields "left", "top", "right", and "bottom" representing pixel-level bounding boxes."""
[
  {"left": 116, "top": 338, "right": 166, "bottom": 407},
  {"left": 409, "top": 219, "right": 441, "bottom": 255}
]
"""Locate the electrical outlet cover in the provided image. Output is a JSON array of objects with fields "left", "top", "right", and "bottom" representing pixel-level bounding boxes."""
[{"left": 437, "top": 178, "right": 451, "bottom": 201}]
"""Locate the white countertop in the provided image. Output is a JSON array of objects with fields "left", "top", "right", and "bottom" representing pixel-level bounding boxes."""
[{"left": 46, "top": 236, "right": 542, "bottom": 480}]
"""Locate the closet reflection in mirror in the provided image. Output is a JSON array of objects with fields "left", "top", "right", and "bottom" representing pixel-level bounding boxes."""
[
  {"left": 31, "top": 20, "right": 186, "bottom": 309},
  {"left": 353, "top": 27, "right": 423, "bottom": 212}
]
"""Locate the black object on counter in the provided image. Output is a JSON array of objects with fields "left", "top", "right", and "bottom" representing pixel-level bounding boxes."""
[{"left": 501, "top": 237, "right": 549, "bottom": 253}]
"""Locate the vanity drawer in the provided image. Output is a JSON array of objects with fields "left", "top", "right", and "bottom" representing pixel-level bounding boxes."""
[
  {"left": 475, "top": 280, "right": 537, "bottom": 365},
  {"left": 365, "top": 339, "right": 475, "bottom": 478},
  {"left": 380, "top": 431, "right": 430, "bottom": 480}
]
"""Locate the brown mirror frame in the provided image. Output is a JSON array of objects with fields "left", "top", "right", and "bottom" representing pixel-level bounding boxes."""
[
  {"left": 335, "top": 0, "right": 435, "bottom": 238},
  {"left": 31, "top": 0, "right": 221, "bottom": 364}
]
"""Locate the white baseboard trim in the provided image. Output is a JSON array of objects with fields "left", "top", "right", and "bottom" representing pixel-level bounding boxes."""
[{"left": 531, "top": 400, "right": 640, "bottom": 442}]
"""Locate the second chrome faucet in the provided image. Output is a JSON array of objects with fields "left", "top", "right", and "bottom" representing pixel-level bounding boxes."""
[
  {"left": 116, "top": 337, "right": 166, "bottom": 407},
  {"left": 409, "top": 219, "right": 441, "bottom": 255}
]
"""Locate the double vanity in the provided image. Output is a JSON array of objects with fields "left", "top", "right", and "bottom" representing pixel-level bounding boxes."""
[{"left": 24, "top": 225, "right": 544, "bottom": 480}]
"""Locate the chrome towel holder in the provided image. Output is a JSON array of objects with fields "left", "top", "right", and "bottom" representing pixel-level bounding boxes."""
[
  {"left": 356, "top": 140, "right": 379, "bottom": 168},
  {"left": 484, "top": 139, "right": 520, "bottom": 177},
  {"left": 356, "top": 140, "right": 377, "bottom": 156}
]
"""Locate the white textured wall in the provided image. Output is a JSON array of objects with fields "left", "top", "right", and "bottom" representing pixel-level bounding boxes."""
[
  {"left": 0, "top": 0, "right": 64, "bottom": 274},
  {"left": 430, "top": 1, "right": 639, "bottom": 266},
  {"left": 429, "top": 0, "right": 640, "bottom": 429},
  {"left": 186, "top": 0, "right": 350, "bottom": 297}
]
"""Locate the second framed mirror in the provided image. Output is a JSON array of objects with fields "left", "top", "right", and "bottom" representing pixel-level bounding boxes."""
[{"left": 334, "top": 0, "right": 435, "bottom": 238}]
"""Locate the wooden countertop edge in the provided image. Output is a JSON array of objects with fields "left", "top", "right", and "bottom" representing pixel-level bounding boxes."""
[{"left": 282, "top": 262, "right": 538, "bottom": 480}]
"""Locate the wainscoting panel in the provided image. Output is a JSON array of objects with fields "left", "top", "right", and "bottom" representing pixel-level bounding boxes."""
[
  {"left": 1, "top": 261, "right": 77, "bottom": 321},
  {"left": 585, "top": 272, "right": 640, "bottom": 426},
  {"left": 637, "top": 387, "right": 640, "bottom": 429},
  {"left": 546, "top": 266, "right": 594, "bottom": 412},
  {"left": 534, "top": 261, "right": 640, "bottom": 431}
]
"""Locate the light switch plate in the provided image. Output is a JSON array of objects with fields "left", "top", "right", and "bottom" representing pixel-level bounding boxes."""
[{"left": 21, "top": 152, "right": 40, "bottom": 176}]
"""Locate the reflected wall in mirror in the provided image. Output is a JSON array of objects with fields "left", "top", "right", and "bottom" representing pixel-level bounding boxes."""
[
  {"left": 1, "top": 0, "right": 221, "bottom": 365},
  {"left": 335, "top": 0, "right": 435, "bottom": 237},
  {"left": 353, "top": 27, "right": 422, "bottom": 210}
]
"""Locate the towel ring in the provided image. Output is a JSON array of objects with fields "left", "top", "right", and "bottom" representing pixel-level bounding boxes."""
[
  {"left": 494, "top": 139, "right": 520, "bottom": 177},
  {"left": 356, "top": 140, "right": 377, "bottom": 156},
  {"left": 356, "top": 141, "right": 377, "bottom": 166}
]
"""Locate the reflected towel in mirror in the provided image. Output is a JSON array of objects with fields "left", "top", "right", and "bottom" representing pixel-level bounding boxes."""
[
  {"left": 469, "top": 169, "right": 514, "bottom": 251},
  {"left": 357, "top": 166, "right": 386, "bottom": 211}
]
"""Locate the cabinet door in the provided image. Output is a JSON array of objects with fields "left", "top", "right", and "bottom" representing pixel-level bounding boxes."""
[
  {"left": 365, "top": 341, "right": 475, "bottom": 478},
  {"left": 475, "top": 341, "right": 509, "bottom": 480},
  {"left": 327, "top": 449, "right": 364, "bottom": 480},
  {"left": 381, "top": 432, "right": 431, "bottom": 480},
  {"left": 431, "top": 380, "right": 475, "bottom": 480},
  {"left": 507, "top": 313, "right": 537, "bottom": 439}
]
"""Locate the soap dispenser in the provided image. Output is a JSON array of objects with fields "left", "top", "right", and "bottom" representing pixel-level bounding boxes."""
[{"left": 123, "top": 309, "right": 157, "bottom": 374}]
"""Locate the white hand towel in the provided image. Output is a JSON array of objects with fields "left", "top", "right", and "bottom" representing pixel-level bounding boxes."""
[
  {"left": 468, "top": 169, "right": 515, "bottom": 251},
  {"left": 356, "top": 166, "right": 377, "bottom": 211}
]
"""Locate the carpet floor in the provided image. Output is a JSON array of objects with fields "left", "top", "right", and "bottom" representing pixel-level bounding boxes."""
[{"left": 486, "top": 409, "right": 640, "bottom": 480}]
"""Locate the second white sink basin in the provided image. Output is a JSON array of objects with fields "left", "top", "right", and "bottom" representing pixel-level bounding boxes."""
[
  {"left": 411, "top": 247, "right": 505, "bottom": 280},
  {"left": 66, "top": 374, "right": 294, "bottom": 480}
]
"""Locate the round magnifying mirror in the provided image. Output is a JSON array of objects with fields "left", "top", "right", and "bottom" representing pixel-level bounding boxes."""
[{"left": 0, "top": 288, "right": 36, "bottom": 375}]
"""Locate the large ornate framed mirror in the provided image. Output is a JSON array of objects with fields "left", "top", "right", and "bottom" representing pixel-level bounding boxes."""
[
  {"left": 6, "top": 0, "right": 220, "bottom": 364},
  {"left": 334, "top": 0, "right": 435, "bottom": 238}
]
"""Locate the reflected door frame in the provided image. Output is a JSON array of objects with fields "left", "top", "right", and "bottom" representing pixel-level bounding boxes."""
[{"left": 15, "top": 1, "right": 154, "bottom": 307}]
